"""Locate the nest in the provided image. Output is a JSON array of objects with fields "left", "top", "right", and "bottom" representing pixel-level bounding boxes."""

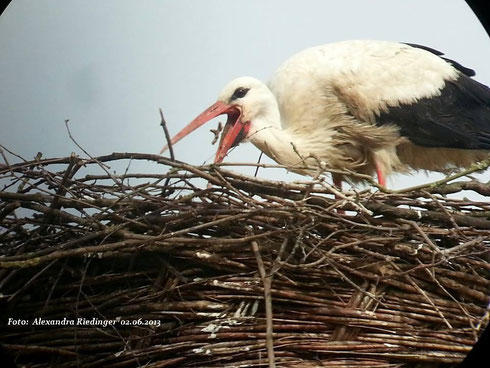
[{"left": 0, "top": 151, "right": 489, "bottom": 368}]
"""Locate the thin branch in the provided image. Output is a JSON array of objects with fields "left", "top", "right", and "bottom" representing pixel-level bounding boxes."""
[
  {"left": 254, "top": 151, "right": 264, "bottom": 178},
  {"left": 394, "top": 156, "right": 490, "bottom": 194},
  {"left": 159, "top": 108, "right": 175, "bottom": 161},
  {"left": 251, "top": 240, "right": 276, "bottom": 368}
]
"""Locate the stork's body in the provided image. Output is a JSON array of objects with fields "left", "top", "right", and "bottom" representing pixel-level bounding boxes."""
[{"left": 162, "top": 40, "right": 490, "bottom": 186}]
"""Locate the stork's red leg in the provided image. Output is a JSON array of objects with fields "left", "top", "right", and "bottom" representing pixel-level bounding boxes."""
[
  {"left": 332, "top": 173, "right": 343, "bottom": 191},
  {"left": 375, "top": 163, "right": 386, "bottom": 186}
]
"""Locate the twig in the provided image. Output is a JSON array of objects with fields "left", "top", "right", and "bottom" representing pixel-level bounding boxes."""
[
  {"left": 74, "top": 257, "right": 90, "bottom": 368},
  {"left": 421, "top": 190, "right": 460, "bottom": 231},
  {"left": 159, "top": 108, "right": 175, "bottom": 161},
  {"left": 210, "top": 122, "right": 223, "bottom": 145},
  {"left": 399, "top": 219, "right": 441, "bottom": 254},
  {"left": 41, "top": 152, "right": 80, "bottom": 230},
  {"left": 7, "top": 260, "right": 57, "bottom": 302},
  {"left": 324, "top": 258, "right": 386, "bottom": 307},
  {"left": 442, "top": 237, "right": 484, "bottom": 256},
  {"left": 64, "top": 120, "right": 129, "bottom": 198},
  {"left": 394, "top": 156, "right": 490, "bottom": 194},
  {"left": 64, "top": 120, "right": 109, "bottom": 170},
  {"left": 159, "top": 108, "right": 177, "bottom": 197},
  {"left": 0, "top": 144, "right": 28, "bottom": 164},
  {"left": 251, "top": 240, "right": 276, "bottom": 368},
  {"left": 254, "top": 151, "right": 264, "bottom": 178},
  {"left": 389, "top": 261, "right": 452, "bottom": 329}
]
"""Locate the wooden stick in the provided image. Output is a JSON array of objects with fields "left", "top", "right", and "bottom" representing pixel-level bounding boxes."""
[{"left": 251, "top": 240, "right": 276, "bottom": 368}]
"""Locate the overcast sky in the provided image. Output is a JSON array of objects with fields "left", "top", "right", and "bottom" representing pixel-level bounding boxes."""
[{"left": 1, "top": 0, "right": 489, "bottom": 189}]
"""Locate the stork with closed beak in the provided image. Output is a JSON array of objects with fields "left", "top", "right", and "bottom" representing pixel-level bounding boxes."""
[{"left": 160, "top": 40, "right": 490, "bottom": 188}]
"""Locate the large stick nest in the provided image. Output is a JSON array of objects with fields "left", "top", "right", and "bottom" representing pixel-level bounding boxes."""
[{"left": 0, "top": 151, "right": 489, "bottom": 368}]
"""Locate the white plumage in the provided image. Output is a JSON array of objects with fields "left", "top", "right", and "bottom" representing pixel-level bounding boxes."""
[
  {"left": 270, "top": 40, "right": 457, "bottom": 123},
  {"left": 161, "top": 40, "right": 490, "bottom": 187}
]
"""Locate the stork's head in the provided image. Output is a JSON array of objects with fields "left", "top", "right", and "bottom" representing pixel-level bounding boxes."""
[{"left": 160, "top": 76, "right": 279, "bottom": 163}]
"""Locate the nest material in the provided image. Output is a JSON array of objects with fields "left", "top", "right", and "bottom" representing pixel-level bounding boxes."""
[{"left": 0, "top": 151, "right": 489, "bottom": 368}]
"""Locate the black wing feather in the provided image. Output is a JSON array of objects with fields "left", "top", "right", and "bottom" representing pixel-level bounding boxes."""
[
  {"left": 404, "top": 43, "right": 476, "bottom": 77},
  {"left": 377, "top": 74, "right": 490, "bottom": 150}
]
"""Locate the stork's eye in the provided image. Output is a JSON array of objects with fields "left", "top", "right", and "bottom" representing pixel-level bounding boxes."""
[{"left": 231, "top": 87, "right": 249, "bottom": 101}]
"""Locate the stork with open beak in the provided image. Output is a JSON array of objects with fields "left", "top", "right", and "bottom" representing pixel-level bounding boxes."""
[{"left": 160, "top": 40, "right": 490, "bottom": 188}]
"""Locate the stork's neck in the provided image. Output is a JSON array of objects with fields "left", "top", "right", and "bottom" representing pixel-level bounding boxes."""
[
  {"left": 247, "top": 115, "right": 325, "bottom": 174},
  {"left": 240, "top": 84, "right": 333, "bottom": 174}
]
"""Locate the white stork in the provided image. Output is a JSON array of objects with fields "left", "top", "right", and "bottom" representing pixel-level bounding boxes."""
[{"left": 160, "top": 40, "right": 490, "bottom": 187}]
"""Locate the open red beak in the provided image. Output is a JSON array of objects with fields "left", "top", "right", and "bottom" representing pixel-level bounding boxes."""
[{"left": 160, "top": 101, "right": 249, "bottom": 163}]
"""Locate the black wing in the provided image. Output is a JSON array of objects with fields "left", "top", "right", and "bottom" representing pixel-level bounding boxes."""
[
  {"left": 403, "top": 43, "right": 476, "bottom": 77},
  {"left": 376, "top": 73, "right": 490, "bottom": 150}
]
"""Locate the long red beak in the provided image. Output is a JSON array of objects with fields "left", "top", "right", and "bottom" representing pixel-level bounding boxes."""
[
  {"left": 160, "top": 101, "right": 248, "bottom": 164},
  {"left": 159, "top": 101, "right": 233, "bottom": 154}
]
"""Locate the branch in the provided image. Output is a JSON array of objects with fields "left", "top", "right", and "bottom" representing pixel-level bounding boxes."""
[
  {"left": 159, "top": 108, "right": 175, "bottom": 161},
  {"left": 251, "top": 240, "right": 276, "bottom": 368}
]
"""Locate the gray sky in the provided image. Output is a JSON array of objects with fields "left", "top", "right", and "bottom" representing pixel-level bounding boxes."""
[{"left": 1, "top": 0, "right": 489, "bottom": 189}]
